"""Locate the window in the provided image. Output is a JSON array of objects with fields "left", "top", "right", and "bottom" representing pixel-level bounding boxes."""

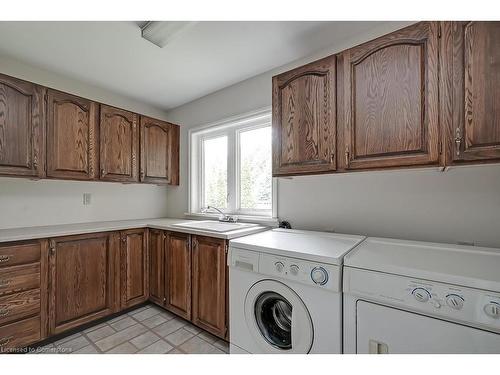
[{"left": 189, "top": 109, "right": 275, "bottom": 218}]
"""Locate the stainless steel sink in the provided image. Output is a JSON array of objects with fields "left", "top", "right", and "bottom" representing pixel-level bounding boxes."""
[{"left": 171, "top": 220, "right": 258, "bottom": 233}]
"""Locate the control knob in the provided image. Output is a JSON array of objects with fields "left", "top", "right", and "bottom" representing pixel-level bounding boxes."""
[
  {"left": 310, "top": 267, "right": 328, "bottom": 285},
  {"left": 275, "top": 262, "right": 284, "bottom": 273},
  {"left": 446, "top": 294, "right": 464, "bottom": 310},
  {"left": 289, "top": 264, "right": 299, "bottom": 276},
  {"left": 484, "top": 302, "right": 500, "bottom": 319},
  {"left": 412, "top": 288, "right": 431, "bottom": 303}
]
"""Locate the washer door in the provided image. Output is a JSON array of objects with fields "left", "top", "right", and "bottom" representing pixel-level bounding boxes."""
[{"left": 244, "top": 279, "right": 313, "bottom": 353}]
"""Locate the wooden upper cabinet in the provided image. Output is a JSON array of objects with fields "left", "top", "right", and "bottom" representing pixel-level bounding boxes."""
[
  {"left": 338, "top": 22, "right": 440, "bottom": 170},
  {"left": 148, "top": 229, "right": 165, "bottom": 306},
  {"left": 191, "top": 236, "right": 227, "bottom": 339},
  {"left": 99, "top": 104, "right": 139, "bottom": 182},
  {"left": 272, "top": 55, "right": 337, "bottom": 176},
  {"left": 0, "top": 74, "right": 45, "bottom": 178},
  {"left": 140, "top": 116, "right": 180, "bottom": 185},
  {"left": 164, "top": 231, "right": 191, "bottom": 320},
  {"left": 120, "top": 229, "right": 148, "bottom": 308},
  {"left": 441, "top": 22, "right": 500, "bottom": 164},
  {"left": 48, "top": 232, "right": 119, "bottom": 335},
  {"left": 46, "top": 90, "right": 98, "bottom": 180}
]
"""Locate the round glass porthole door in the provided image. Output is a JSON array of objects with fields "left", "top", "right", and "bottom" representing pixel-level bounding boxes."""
[{"left": 245, "top": 280, "right": 313, "bottom": 353}]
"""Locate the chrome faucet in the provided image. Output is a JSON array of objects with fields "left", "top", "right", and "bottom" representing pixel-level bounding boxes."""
[{"left": 202, "top": 206, "right": 238, "bottom": 223}]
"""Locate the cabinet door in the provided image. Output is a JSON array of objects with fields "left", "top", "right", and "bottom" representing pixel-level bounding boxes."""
[
  {"left": 164, "top": 231, "right": 191, "bottom": 320},
  {"left": 46, "top": 90, "right": 98, "bottom": 180},
  {"left": 120, "top": 229, "right": 148, "bottom": 308},
  {"left": 443, "top": 22, "right": 500, "bottom": 163},
  {"left": 148, "top": 229, "right": 165, "bottom": 306},
  {"left": 338, "top": 22, "right": 440, "bottom": 170},
  {"left": 99, "top": 105, "right": 139, "bottom": 182},
  {"left": 0, "top": 73, "right": 45, "bottom": 178},
  {"left": 140, "top": 116, "right": 179, "bottom": 185},
  {"left": 272, "top": 55, "right": 336, "bottom": 176},
  {"left": 192, "top": 236, "right": 227, "bottom": 339},
  {"left": 48, "top": 232, "right": 119, "bottom": 335}
]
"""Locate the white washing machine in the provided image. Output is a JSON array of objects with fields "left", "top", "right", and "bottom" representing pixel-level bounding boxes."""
[
  {"left": 343, "top": 237, "right": 500, "bottom": 354},
  {"left": 228, "top": 228, "right": 365, "bottom": 354}
]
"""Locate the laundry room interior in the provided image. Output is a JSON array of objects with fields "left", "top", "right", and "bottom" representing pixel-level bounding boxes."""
[{"left": 1, "top": 0, "right": 499, "bottom": 372}]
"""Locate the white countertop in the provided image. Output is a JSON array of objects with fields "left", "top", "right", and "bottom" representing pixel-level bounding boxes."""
[
  {"left": 229, "top": 228, "right": 366, "bottom": 265},
  {"left": 0, "top": 218, "right": 269, "bottom": 243},
  {"left": 344, "top": 237, "right": 500, "bottom": 292}
]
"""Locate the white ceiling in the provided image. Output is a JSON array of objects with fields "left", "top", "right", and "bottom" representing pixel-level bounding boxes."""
[{"left": 0, "top": 21, "right": 392, "bottom": 110}]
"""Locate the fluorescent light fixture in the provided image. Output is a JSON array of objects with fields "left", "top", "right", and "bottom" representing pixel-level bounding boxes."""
[{"left": 141, "top": 21, "right": 197, "bottom": 48}]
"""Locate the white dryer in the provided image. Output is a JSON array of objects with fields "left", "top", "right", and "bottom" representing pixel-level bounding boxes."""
[
  {"left": 228, "top": 228, "right": 365, "bottom": 354},
  {"left": 343, "top": 237, "right": 500, "bottom": 354}
]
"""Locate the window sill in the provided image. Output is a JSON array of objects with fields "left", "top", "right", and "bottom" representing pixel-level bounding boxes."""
[{"left": 184, "top": 212, "right": 279, "bottom": 227}]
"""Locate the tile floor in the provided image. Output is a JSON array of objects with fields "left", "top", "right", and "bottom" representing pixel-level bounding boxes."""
[{"left": 34, "top": 304, "right": 229, "bottom": 354}]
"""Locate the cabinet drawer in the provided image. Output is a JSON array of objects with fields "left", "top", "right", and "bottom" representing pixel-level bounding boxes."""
[
  {"left": 0, "top": 316, "right": 40, "bottom": 352},
  {"left": 0, "top": 289, "right": 40, "bottom": 326},
  {"left": 0, "top": 242, "right": 40, "bottom": 268},
  {"left": 0, "top": 263, "right": 40, "bottom": 296}
]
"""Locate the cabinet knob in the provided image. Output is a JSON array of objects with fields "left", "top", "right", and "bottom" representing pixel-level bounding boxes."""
[
  {"left": 140, "top": 170, "right": 145, "bottom": 180},
  {"left": 454, "top": 128, "right": 462, "bottom": 157},
  {"left": 345, "top": 147, "right": 350, "bottom": 167},
  {"left": 0, "top": 255, "right": 10, "bottom": 264},
  {"left": 0, "top": 280, "right": 11, "bottom": 288},
  {"left": 0, "top": 335, "right": 13, "bottom": 347},
  {"left": 0, "top": 308, "right": 10, "bottom": 317},
  {"left": 101, "top": 168, "right": 106, "bottom": 177}
]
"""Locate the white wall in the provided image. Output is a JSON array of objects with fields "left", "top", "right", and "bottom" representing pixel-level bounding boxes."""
[
  {"left": 0, "top": 178, "right": 168, "bottom": 229},
  {"left": 0, "top": 56, "right": 170, "bottom": 229},
  {"left": 166, "top": 21, "right": 500, "bottom": 249}
]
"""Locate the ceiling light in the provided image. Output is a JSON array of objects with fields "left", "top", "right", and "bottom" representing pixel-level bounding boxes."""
[{"left": 140, "top": 21, "right": 196, "bottom": 48}]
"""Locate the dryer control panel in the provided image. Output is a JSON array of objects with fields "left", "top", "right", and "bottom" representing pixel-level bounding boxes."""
[{"left": 344, "top": 267, "right": 500, "bottom": 333}]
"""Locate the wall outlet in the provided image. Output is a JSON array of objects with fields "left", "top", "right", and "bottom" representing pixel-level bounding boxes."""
[{"left": 83, "top": 193, "right": 92, "bottom": 206}]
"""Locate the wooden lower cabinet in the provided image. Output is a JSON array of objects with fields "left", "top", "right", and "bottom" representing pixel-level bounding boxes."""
[
  {"left": 120, "top": 229, "right": 148, "bottom": 309},
  {"left": 48, "top": 232, "right": 120, "bottom": 335},
  {"left": 164, "top": 231, "right": 191, "bottom": 320},
  {"left": 148, "top": 229, "right": 165, "bottom": 306},
  {"left": 0, "top": 239, "right": 48, "bottom": 352},
  {"left": 191, "top": 236, "right": 228, "bottom": 339}
]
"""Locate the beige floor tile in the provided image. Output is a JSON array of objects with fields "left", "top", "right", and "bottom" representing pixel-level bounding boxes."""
[
  {"left": 54, "top": 332, "right": 82, "bottom": 345},
  {"left": 183, "top": 324, "right": 202, "bottom": 335},
  {"left": 107, "top": 314, "right": 129, "bottom": 324},
  {"left": 131, "top": 307, "right": 160, "bottom": 322},
  {"left": 107, "top": 342, "right": 138, "bottom": 354},
  {"left": 83, "top": 322, "right": 108, "bottom": 334},
  {"left": 110, "top": 316, "right": 137, "bottom": 331},
  {"left": 142, "top": 314, "right": 168, "bottom": 329},
  {"left": 155, "top": 318, "right": 186, "bottom": 337},
  {"left": 157, "top": 310, "right": 175, "bottom": 321},
  {"left": 138, "top": 339, "right": 173, "bottom": 354},
  {"left": 198, "top": 331, "right": 218, "bottom": 344},
  {"left": 86, "top": 325, "right": 115, "bottom": 342},
  {"left": 130, "top": 331, "right": 161, "bottom": 350},
  {"left": 56, "top": 335, "right": 90, "bottom": 353},
  {"left": 95, "top": 324, "right": 148, "bottom": 352},
  {"left": 213, "top": 339, "right": 229, "bottom": 353},
  {"left": 168, "top": 348, "right": 185, "bottom": 354},
  {"left": 165, "top": 328, "right": 194, "bottom": 346},
  {"left": 179, "top": 336, "right": 225, "bottom": 354},
  {"left": 74, "top": 345, "right": 100, "bottom": 354}
]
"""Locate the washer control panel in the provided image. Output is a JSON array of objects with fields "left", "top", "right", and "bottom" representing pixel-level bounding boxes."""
[
  {"left": 344, "top": 268, "right": 500, "bottom": 333},
  {"left": 259, "top": 253, "right": 340, "bottom": 292}
]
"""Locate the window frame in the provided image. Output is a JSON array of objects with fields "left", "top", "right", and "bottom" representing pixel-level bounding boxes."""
[{"left": 189, "top": 107, "right": 276, "bottom": 219}]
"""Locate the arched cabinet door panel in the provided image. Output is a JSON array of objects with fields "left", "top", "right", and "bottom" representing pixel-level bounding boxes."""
[
  {"left": 442, "top": 21, "right": 500, "bottom": 164},
  {"left": 140, "top": 116, "right": 179, "bottom": 185},
  {"left": 272, "top": 55, "right": 336, "bottom": 176},
  {"left": 46, "top": 90, "right": 98, "bottom": 180},
  {"left": 0, "top": 73, "right": 45, "bottom": 178},
  {"left": 338, "top": 21, "right": 440, "bottom": 170},
  {"left": 99, "top": 104, "right": 139, "bottom": 182}
]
